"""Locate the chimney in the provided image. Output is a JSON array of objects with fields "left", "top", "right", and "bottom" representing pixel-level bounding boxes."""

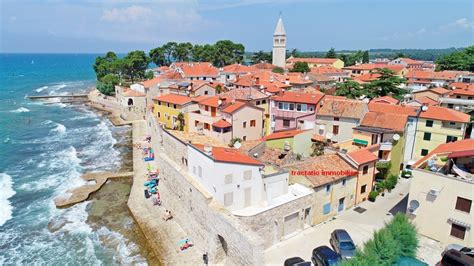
[
  {"left": 255, "top": 77, "right": 260, "bottom": 85},
  {"left": 285, "top": 77, "right": 290, "bottom": 85},
  {"left": 204, "top": 145, "right": 213, "bottom": 156}
]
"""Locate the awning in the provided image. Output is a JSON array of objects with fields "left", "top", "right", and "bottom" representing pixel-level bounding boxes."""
[
  {"left": 353, "top": 139, "right": 368, "bottom": 146},
  {"left": 448, "top": 150, "right": 474, "bottom": 159},
  {"left": 448, "top": 218, "right": 471, "bottom": 229}
]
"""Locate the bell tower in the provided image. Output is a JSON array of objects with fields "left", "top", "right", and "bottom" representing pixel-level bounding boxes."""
[{"left": 272, "top": 14, "right": 286, "bottom": 68}]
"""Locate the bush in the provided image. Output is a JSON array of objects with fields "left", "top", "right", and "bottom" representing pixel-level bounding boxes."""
[
  {"left": 376, "top": 181, "right": 386, "bottom": 192},
  {"left": 296, "top": 154, "right": 302, "bottom": 160},
  {"left": 272, "top": 67, "right": 284, "bottom": 74},
  {"left": 368, "top": 191, "right": 379, "bottom": 202},
  {"left": 401, "top": 170, "right": 412, "bottom": 178},
  {"left": 229, "top": 137, "right": 242, "bottom": 147},
  {"left": 96, "top": 81, "right": 115, "bottom": 96},
  {"left": 386, "top": 174, "right": 398, "bottom": 191}
]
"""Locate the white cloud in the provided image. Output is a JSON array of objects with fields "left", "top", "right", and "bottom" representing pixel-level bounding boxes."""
[
  {"left": 101, "top": 5, "right": 153, "bottom": 22},
  {"left": 440, "top": 17, "right": 474, "bottom": 31}
]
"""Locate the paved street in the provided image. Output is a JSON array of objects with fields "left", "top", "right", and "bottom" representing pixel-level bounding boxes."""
[{"left": 264, "top": 178, "right": 443, "bottom": 265}]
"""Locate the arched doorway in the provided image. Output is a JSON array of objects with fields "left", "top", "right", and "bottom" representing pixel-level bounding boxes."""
[
  {"left": 214, "top": 234, "right": 228, "bottom": 263},
  {"left": 127, "top": 98, "right": 134, "bottom": 106}
]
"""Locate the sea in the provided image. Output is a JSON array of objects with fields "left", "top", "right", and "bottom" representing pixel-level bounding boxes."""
[{"left": 0, "top": 54, "right": 151, "bottom": 264}]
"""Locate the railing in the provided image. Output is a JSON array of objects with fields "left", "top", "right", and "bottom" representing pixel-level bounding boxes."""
[{"left": 379, "top": 141, "right": 393, "bottom": 151}]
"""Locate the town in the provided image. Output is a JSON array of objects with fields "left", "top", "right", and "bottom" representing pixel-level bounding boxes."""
[{"left": 88, "top": 16, "right": 474, "bottom": 266}]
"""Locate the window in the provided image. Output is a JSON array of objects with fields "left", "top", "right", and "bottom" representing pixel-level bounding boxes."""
[
  {"left": 289, "top": 103, "right": 295, "bottom": 110},
  {"left": 173, "top": 104, "right": 177, "bottom": 109},
  {"left": 334, "top": 117, "right": 340, "bottom": 121},
  {"left": 244, "top": 170, "right": 252, "bottom": 180},
  {"left": 456, "top": 96, "right": 461, "bottom": 99},
  {"left": 425, "top": 120, "right": 433, "bottom": 127},
  {"left": 423, "top": 132, "right": 431, "bottom": 141},
  {"left": 326, "top": 184, "right": 331, "bottom": 193},
  {"left": 204, "top": 91, "right": 208, "bottom": 95},
  {"left": 204, "top": 123, "right": 210, "bottom": 130},
  {"left": 361, "top": 185, "right": 367, "bottom": 194},
  {"left": 323, "top": 203, "right": 331, "bottom": 215},
  {"left": 448, "top": 104, "right": 454, "bottom": 109},
  {"left": 421, "top": 149, "right": 429, "bottom": 156},
  {"left": 256, "top": 100, "right": 260, "bottom": 105},
  {"left": 333, "top": 125, "right": 339, "bottom": 135},
  {"left": 194, "top": 120, "right": 199, "bottom": 127},
  {"left": 198, "top": 166, "right": 202, "bottom": 177},
  {"left": 296, "top": 104, "right": 307, "bottom": 112},
  {"left": 262, "top": 100, "right": 266, "bottom": 104},
  {"left": 283, "top": 119, "right": 290, "bottom": 127},
  {"left": 250, "top": 120, "right": 256, "bottom": 127},
  {"left": 362, "top": 165, "right": 369, "bottom": 175},
  {"left": 243, "top": 121, "right": 247, "bottom": 128},
  {"left": 205, "top": 106, "right": 209, "bottom": 111},
  {"left": 224, "top": 192, "right": 233, "bottom": 207},
  {"left": 224, "top": 174, "right": 233, "bottom": 184},
  {"left": 157, "top": 112, "right": 161, "bottom": 118},
  {"left": 193, "top": 166, "right": 196, "bottom": 174},
  {"left": 158, "top": 101, "right": 162, "bottom": 105},
  {"left": 278, "top": 102, "right": 283, "bottom": 109},
  {"left": 455, "top": 197, "right": 472, "bottom": 213},
  {"left": 450, "top": 224, "right": 466, "bottom": 240},
  {"left": 342, "top": 179, "right": 346, "bottom": 186},
  {"left": 446, "top": 136, "right": 458, "bottom": 143},
  {"left": 243, "top": 136, "right": 247, "bottom": 141}
]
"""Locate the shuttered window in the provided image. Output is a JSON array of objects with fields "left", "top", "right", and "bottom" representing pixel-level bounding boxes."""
[
  {"left": 224, "top": 192, "right": 233, "bottom": 207},
  {"left": 450, "top": 224, "right": 466, "bottom": 239},
  {"left": 455, "top": 197, "right": 472, "bottom": 213}
]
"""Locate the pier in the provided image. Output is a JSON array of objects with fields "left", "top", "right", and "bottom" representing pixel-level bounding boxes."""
[
  {"left": 27, "top": 94, "right": 90, "bottom": 103},
  {"left": 54, "top": 171, "right": 134, "bottom": 208}
]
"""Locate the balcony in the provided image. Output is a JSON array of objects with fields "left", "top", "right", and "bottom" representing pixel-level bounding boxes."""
[{"left": 379, "top": 141, "right": 393, "bottom": 151}]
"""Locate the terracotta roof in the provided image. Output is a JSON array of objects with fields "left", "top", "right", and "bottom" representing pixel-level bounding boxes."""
[
  {"left": 317, "top": 97, "right": 368, "bottom": 119},
  {"left": 222, "top": 64, "right": 253, "bottom": 74},
  {"left": 198, "top": 96, "right": 221, "bottom": 107},
  {"left": 309, "top": 73, "right": 333, "bottom": 82},
  {"left": 265, "top": 129, "right": 309, "bottom": 140},
  {"left": 310, "top": 66, "right": 345, "bottom": 75},
  {"left": 189, "top": 81, "right": 224, "bottom": 92},
  {"left": 360, "top": 112, "right": 408, "bottom": 132},
  {"left": 414, "top": 139, "right": 474, "bottom": 167},
  {"left": 353, "top": 73, "right": 381, "bottom": 83},
  {"left": 397, "top": 58, "right": 423, "bottom": 65},
  {"left": 140, "top": 77, "right": 162, "bottom": 88},
  {"left": 449, "top": 82, "right": 474, "bottom": 90},
  {"left": 368, "top": 102, "right": 418, "bottom": 116},
  {"left": 449, "top": 87, "right": 474, "bottom": 97},
  {"left": 249, "top": 62, "right": 278, "bottom": 70},
  {"left": 406, "top": 70, "right": 467, "bottom": 81},
  {"left": 123, "top": 88, "right": 145, "bottom": 97},
  {"left": 311, "top": 134, "right": 326, "bottom": 142},
  {"left": 193, "top": 144, "right": 264, "bottom": 166},
  {"left": 272, "top": 91, "right": 324, "bottom": 105},
  {"left": 288, "top": 154, "right": 357, "bottom": 188},
  {"left": 192, "top": 95, "right": 212, "bottom": 103},
  {"left": 430, "top": 87, "right": 451, "bottom": 95},
  {"left": 220, "top": 87, "right": 269, "bottom": 101},
  {"left": 288, "top": 57, "right": 339, "bottom": 64},
  {"left": 154, "top": 94, "right": 193, "bottom": 105},
  {"left": 175, "top": 62, "right": 218, "bottom": 77},
  {"left": 371, "top": 96, "right": 399, "bottom": 105},
  {"left": 417, "top": 96, "right": 439, "bottom": 106},
  {"left": 212, "top": 119, "right": 232, "bottom": 128},
  {"left": 419, "top": 106, "right": 470, "bottom": 123},
  {"left": 221, "top": 101, "right": 246, "bottom": 114},
  {"left": 344, "top": 64, "right": 405, "bottom": 73},
  {"left": 347, "top": 148, "right": 379, "bottom": 165},
  {"left": 302, "top": 86, "right": 325, "bottom": 94}
]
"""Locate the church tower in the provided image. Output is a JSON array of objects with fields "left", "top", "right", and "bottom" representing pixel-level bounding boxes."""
[{"left": 272, "top": 15, "right": 286, "bottom": 68}]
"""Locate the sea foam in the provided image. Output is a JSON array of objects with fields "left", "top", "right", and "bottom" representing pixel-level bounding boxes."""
[
  {"left": 35, "top": 86, "right": 48, "bottom": 93},
  {"left": 0, "top": 173, "right": 16, "bottom": 227},
  {"left": 51, "top": 123, "right": 67, "bottom": 134},
  {"left": 10, "top": 107, "right": 30, "bottom": 113}
]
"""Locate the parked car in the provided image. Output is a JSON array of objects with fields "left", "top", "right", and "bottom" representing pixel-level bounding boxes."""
[
  {"left": 440, "top": 249, "right": 474, "bottom": 266},
  {"left": 330, "top": 229, "right": 356, "bottom": 259},
  {"left": 311, "top": 245, "right": 342, "bottom": 266},
  {"left": 443, "top": 244, "right": 474, "bottom": 258},
  {"left": 283, "top": 257, "right": 311, "bottom": 266}
]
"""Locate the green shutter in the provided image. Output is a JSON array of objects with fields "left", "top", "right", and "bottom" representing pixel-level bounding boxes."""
[{"left": 353, "top": 138, "right": 368, "bottom": 146}]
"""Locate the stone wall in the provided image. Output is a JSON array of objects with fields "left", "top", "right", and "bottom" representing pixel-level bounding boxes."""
[{"left": 146, "top": 114, "right": 265, "bottom": 265}]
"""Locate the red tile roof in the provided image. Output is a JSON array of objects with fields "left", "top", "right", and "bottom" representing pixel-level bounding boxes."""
[
  {"left": 397, "top": 58, "right": 424, "bottom": 65},
  {"left": 221, "top": 101, "right": 246, "bottom": 114},
  {"left": 272, "top": 91, "right": 324, "bottom": 105},
  {"left": 449, "top": 82, "right": 473, "bottom": 90},
  {"left": 288, "top": 57, "right": 339, "bottom": 64},
  {"left": 368, "top": 103, "right": 418, "bottom": 116},
  {"left": 140, "top": 77, "right": 162, "bottom": 88},
  {"left": 361, "top": 112, "right": 408, "bottom": 132},
  {"left": 154, "top": 94, "right": 193, "bottom": 105},
  {"left": 212, "top": 119, "right": 232, "bottom": 128},
  {"left": 311, "top": 134, "right": 326, "bottom": 142},
  {"left": 265, "top": 129, "right": 309, "bottom": 140},
  {"left": 310, "top": 66, "right": 344, "bottom": 75},
  {"left": 449, "top": 87, "right": 474, "bottom": 97},
  {"left": 317, "top": 97, "right": 368, "bottom": 119},
  {"left": 353, "top": 73, "right": 381, "bottom": 83},
  {"left": 419, "top": 106, "right": 470, "bottom": 123},
  {"left": 344, "top": 64, "right": 405, "bottom": 73},
  {"left": 371, "top": 96, "right": 400, "bottom": 105},
  {"left": 198, "top": 96, "right": 221, "bottom": 107},
  {"left": 347, "top": 148, "right": 379, "bottom": 165},
  {"left": 123, "top": 88, "right": 145, "bottom": 97},
  {"left": 414, "top": 139, "right": 474, "bottom": 167},
  {"left": 430, "top": 87, "right": 451, "bottom": 95},
  {"left": 222, "top": 64, "right": 253, "bottom": 73},
  {"left": 193, "top": 144, "right": 264, "bottom": 166},
  {"left": 176, "top": 62, "right": 218, "bottom": 77},
  {"left": 417, "top": 96, "right": 439, "bottom": 106}
]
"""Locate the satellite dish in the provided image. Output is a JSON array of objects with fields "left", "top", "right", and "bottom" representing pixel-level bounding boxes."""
[
  {"left": 421, "top": 105, "right": 428, "bottom": 112},
  {"left": 408, "top": 200, "right": 420, "bottom": 213},
  {"left": 326, "top": 133, "right": 333, "bottom": 140},
  {"left": 233, "top": 141, "right": 241, "bottom": 149},
  {"left": 454, "top": 106, "right": 460, "bottom": 111},
  {"left": 393, "top": 134, "right": 400, "bottom": 141},
  {"left": 217, "top": 99, "right": 223, "bottom": 106}
]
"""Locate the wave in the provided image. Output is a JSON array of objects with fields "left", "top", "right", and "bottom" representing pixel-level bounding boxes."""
[
  {"left": 35, "top": 86, "right": 48, "bottom": 93},
  {"left": 10, "top": 107, "right": 30, "bottom": 113},
  {"left": 51, "top": 123, "right": 67, "bottom": 134},
  {"left": 97, "top": 227, "right": 146, "bottom": 264},
  {"left": 0, "top": 173, "right": 16, "bottom": 227}
]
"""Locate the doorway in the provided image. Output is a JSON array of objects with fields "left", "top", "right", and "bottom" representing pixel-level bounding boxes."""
[{"left": 338, "top": 197, "right": 345, "bottom": 212}]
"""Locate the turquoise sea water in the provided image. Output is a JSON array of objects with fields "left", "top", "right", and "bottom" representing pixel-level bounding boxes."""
[{"left": 0, "top": 54, "right": 143, "bottom": 264}]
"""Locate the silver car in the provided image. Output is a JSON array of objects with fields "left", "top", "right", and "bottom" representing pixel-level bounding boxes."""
[{"left": 330, "top": 229, "right": 356, "bottom": 259}]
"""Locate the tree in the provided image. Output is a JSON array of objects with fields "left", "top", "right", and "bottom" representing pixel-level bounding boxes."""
[
  {"left": 387, "top": 214, "right": 419, "bottom": 258},
  {"left": 290, "top": 48, "right": 300, "bottom": 58},
  {"left": 364, "top": 68, "right": 407, "bottom": 99},
  {"left": 192, "top": 44, "right": 215, "bottom": 62},
  {"left": 291, "top": 62, "right": 310, "bottom": 73},
  {"left": 177, "top": 112, "right": 185, "bottom": 131},
  {"left": 326, "top": 48, "right": 337, "bottom": 58},
  {"left": 213, "top": 40, "right": 245, "bottom": 67},
  {"left": 122, "top": 50, "right": 150, "bottom": 83},
  {"left": 251, "top": 50, "right": 272, "bottom": 64},
  {"left": 93, "top": 51, "right": 118, "bottom": 80},
  {"left": 96, "top": 81, "right": 115, "bottom": 96},
  {"left": 362, "top": 50, "right": 370, "bottom": 63},
  {"left": 435, "top": 46, "right": 474, "bottom": 71},
  {"left": 335, "top": 80, "right": 365, "bottom": 99},
  {"left": 149, "top": 47, "right": 166, "bottom": 66},
  {"left": 173, "top": 42, "right": 193, "bottom": 62},
  {"left": 162, "top": 42, "right": 177, "bottom": 65},
  {"left": 272, "top": 67, "right": 284, "bottom": 74},
  {"left": 215, "top": 84, "right": 222, "bottom": 94}
]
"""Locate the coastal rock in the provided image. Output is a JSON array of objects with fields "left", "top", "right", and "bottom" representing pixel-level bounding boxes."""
[{"left": 47, "top": 216, "right": 71, "bottom": 233}]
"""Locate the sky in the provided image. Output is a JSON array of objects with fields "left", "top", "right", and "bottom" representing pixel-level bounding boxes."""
[{"left": 1, "top": 0, "right": 473, "bottom": 53}]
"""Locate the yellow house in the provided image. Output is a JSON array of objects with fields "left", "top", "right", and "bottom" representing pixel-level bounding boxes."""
[
  {"left": 287, "top": 57, "right": 345, "bottom": 69},
  {"left": 412, "top": 106, "right": 470, "bottom": 160},
  {"left": 343, "top": 148, "right": 379, "bottom": 204},
  {"left": 264, "top": 129, "right": 313, "bottom": 157},
  {"left": 153, "top": 94, "right": 198, "bottom": 132}
]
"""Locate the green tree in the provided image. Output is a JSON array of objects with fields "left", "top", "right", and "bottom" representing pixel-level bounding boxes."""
[
  {"left": 435, "top": 46, "right": 474, "bottom": 71},
  {"left": 272, "top": 67, "right": 284, "bottom": 74},
  {"left": 177, "top": 112, "right": 185, "bottom": 131},
  {"left": 364, "top": 229, "right": 400, "bottom": 265},
  {"left": 290, "top": 48, "right": 300, "bottom": 58},
  {"left": 93, "top": 51, "right": 118, "bottom": 80},
  {"left": 326, "top": 47, "right": 337, "bottom": 58},
  {"left": 335, "top": 80, "right": 365, "bottom": 99},
  {"left": 213, "top": 40, "right": 245, "bottom": 67},
  {"left": 364, "top": 68, "right": 407, "bottom": 99},
  {"left": 173, "top": 42, "right": 193, "bottom": 62},
  {"left": 387, "top": 214, "right": 419, "bottom": 258},
  {"left": 215, "top": 84, "right": 222, "bottom": 94},
  {"left": 192, "top": 44, "right": 215, "bottom": 62},
  {"left": 162, "top": 42, "right": 177, "bottom": 65},
  {"left": 291, "top": 62, "right": 310, "bottom": 73},
  {"left": 149, "top": 47, "right": 166, "bottom": 66},
  {"left": 362, "top": 50, "right": 370, "bottom": 63},
  {"left": 251, "top": 50, "right": 272, "bottom": 64},
  {"left": 96, "top": 81, "right": 115, "bottom": 96},
  {"left": 122, "top": 50, "right": 150, "bottom": 83}
]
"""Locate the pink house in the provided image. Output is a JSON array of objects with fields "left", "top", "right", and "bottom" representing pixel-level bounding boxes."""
[{"left": 270, "top": 91, "right": 324, "bottom": 132}]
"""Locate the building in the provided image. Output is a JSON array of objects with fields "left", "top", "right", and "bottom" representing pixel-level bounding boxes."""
[
  {"left": 315, "top": 97, "right": 368, "bottom": 143},
  {"left": 170, "top": 62, "right": 219, "bottom": 81},
  {"left": 188, "top": 96, "right": 265, "bottom": 143},
  {"left": 288, "top": 154, "right": 358, "bottom": 224},
  {"left": 439, "top": 85, "right": 474, "bottom": 115},
  {"left": 408, "top": 139, "right": 474, "bottom": 246},
  {"left": 309, "top": 66, "right": 349, "bottom": 82},
  {"left": 264, "top": 129, "right": 314, "bottom": 157},
  {"left": 270, "top": 91, "right": 324, "bottom": 132},
  {"left": 343, "top": 64, "right": 407, "bottom": 78},
  {"left": 412, "top": 87, "right": 450, "bottom": 102},
  {"left": 272, "top": 15, "right": 286, "bottom": 68},
  {"left": 219, "top": 64, "right": 253, "bottom": 84},
  {"left": 371, "top": 96, "right": 400, "bottom": 105},
  {"left": 412, "top": 106, "right": 470, "bottom": 160},
  {"left": 389, "top": 58, "right": 424, "bottom": 70},
  {"left": 153, "top": 94, "right": 197, "bottom": 131},
  {"left": 287, "top": 57, "right": 345, "bottom": 69},
  {"left": 342, "top": 148, "right": 378, "bottom": 204}
]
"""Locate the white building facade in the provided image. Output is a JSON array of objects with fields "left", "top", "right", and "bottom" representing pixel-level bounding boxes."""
[{"left": 272, "top": 15, "right": 286, "bottom": 68}]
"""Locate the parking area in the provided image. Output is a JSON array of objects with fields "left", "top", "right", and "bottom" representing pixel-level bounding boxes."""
[{"left": 264, "top": 178, "right": 444, "bottom": 265}]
